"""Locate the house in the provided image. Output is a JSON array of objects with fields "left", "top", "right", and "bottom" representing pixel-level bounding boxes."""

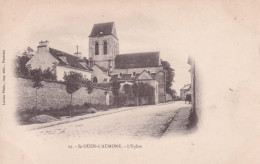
[
  {"left": 88, "top": 22, "right": 167, "bottom": 104},
  {"left": 188, "top": 56, "right": 197, "bottom": 108},
  {"left": 180, "top": 84, "right": 191, "bottom": 100},
  {"left": 110, "top": 70, "right": 159, "bottom": 104},
  {"left": 26, "top": 41, "right": 93, "bottom": 81}
]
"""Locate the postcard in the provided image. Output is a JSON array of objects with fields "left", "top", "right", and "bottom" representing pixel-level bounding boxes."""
[{"left": 1, "top": 0, "right": 260, "bottom": 163}]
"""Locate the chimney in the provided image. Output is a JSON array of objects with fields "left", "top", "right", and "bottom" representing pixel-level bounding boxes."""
[
  {"left": 74, "top": 52, "right": 83, "bottom": 59},
  {"left": 37, "top": 40, "right": 49, "bottom": 53},
  {"left": 74, "top": 45, "right": 83, "bottom": 59}
]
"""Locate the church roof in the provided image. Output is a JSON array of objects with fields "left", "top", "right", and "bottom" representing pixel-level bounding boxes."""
[
  {"left": 115, "top": 52, "right": 161, "bottom": 69},
  {"left": 49, "top": 48, "right": 93, "bottom": 72},
  {"left": 89, "top": 22, "right": 117, "bottom": 39}
]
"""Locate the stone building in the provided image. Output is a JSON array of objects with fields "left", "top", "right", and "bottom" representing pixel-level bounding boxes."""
[
  {"left": 180, "top": 84, "right": 191, "bottom": 100},
  {"left": 89, "top": 22, "right": 166, "bottom": 104},
  {"left": 25, "top": 22, "right": 168, "bottom": 105},
  {"left": 26, "top": 41, "right": 93, "bottom": 81}
]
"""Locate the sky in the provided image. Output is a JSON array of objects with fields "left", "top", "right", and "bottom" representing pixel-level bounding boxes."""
[
  {"left": 1, "top": 0, "right": 259, "bottom": 95},
  {"left": 1, "top": 1, "right": 195, "bottom": 95}
]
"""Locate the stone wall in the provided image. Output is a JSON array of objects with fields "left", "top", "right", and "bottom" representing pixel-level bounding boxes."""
[
  {"left": 56, "top": 65, "right": 92, "bottom": 81},
  {"left": 16, "top": 78, "right": 113, "bottom": 111}
]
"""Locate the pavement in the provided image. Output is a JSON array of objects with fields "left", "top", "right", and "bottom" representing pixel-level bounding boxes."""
[
  {"left": 162, "top": 106, "right": 193, "bottom": 138},
  {"left": 23, "top": 101, "right": 192, "bottom": 139}
]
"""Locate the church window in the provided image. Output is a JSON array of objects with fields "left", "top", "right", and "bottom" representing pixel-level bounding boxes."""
[
  {"left": 95, "top": 42, "right": 99, "bottom": 55},
  {"left": 103, "top": 41, "right": 107, "bottom": 55},
  {"left": 93, "top": 77, "right": 98, "bottom": 83}
]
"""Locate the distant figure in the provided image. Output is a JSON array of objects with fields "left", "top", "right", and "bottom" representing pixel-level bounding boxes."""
[{"left": 185, "top": 94, "right": 191, "bottom": 104}]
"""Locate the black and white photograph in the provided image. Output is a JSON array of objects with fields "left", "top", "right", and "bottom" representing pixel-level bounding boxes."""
[
  {"left": 0, "top": 0, "right": 260, "bottom": 163},
  {"left": 14, "top": 21, "right": 197, "bottom": 139}
]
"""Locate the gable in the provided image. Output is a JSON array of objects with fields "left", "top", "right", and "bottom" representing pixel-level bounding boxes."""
[
  {"left": 26, "top": 50, "right": 58, "bottom": 70},
  {"left": 136, "top": 71, "right": 155, "bottom": 80}
]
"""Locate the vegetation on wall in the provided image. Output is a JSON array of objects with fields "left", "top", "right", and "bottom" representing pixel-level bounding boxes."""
[
  {"left": 161, "top": 60, "right": 177, "bottom": 98},
  {"left": 122, "top": 82, "right": 155, "bottom": 106}
]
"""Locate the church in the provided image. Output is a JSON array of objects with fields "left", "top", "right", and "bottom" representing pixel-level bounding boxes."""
[
  {"left": 26, "top": 22, "right": 167, "bottom": 104},
  {"left": 88, "top": 22, "right": 166, "bottom": 104}
]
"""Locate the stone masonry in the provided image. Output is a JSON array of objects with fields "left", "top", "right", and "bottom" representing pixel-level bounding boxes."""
[{"left": 16, "top": 78, "right": 113, "bottom": 111}]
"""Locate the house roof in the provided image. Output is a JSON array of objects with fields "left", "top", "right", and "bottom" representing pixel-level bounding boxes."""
[
  {"left": 110, "top": 70, "right": 156, "bottom": 82},
  {"left": 180, "top": 84, "right": 191, "bottom": 90},
  {"left": 120, "top": 74, "right": 133, "bottom": 81},
  {"left": 115, "top": 52, "right": 161, "bottom": 69},
  {"left": 94, "top": 63, "right": 108, "bottom": 72},
  {"left": 135, "top": 70, "right": 156, "bottom": 80},
  {"left": 89, "top": 22, "right": 118, "bottom": 39},
  {"left": 49, "top": 48, "right": 93, "bottom": 72}
]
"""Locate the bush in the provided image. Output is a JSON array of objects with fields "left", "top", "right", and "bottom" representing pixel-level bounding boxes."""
[
  {"left": 87, "top": 108, "right": 97, "bottom": 114},
  {"left": 84, "top": 102, "right": 92, "bottom": 109},
  {"left": 16, "top": 103, "right": 116, "bottom": 125}
]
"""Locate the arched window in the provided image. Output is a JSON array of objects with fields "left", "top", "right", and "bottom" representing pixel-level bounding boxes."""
[
  {"left": 95, "top": 42, "right": 99, "bottom": 55},
  {"left": 103, "top": 41, "right": 107, "bottom": 55},
  {"left": 93, "top": 77, "right": 98, "bottom": 83}
]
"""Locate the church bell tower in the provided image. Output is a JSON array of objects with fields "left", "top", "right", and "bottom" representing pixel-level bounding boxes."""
[{"left": 89, "top": 22, "right": 119, "bottom": 71}]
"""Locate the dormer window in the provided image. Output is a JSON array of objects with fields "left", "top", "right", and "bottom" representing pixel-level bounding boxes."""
[
  {"left": 103, "top": 41, "right": 107, "bottom": 55},
  {"left": 59, "top": 56, "right": 67, "bottom": 63},
  {"left": 95, "top": 42, "right": 99, "bottom": 55}
]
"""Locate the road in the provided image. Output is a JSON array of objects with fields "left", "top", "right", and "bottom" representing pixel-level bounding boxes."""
[{"left": 32, "top": 101, "right": 191, "bottom": 139}]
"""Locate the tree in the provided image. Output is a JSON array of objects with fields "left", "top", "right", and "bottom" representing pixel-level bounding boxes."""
[
  {"left": 138, "top": 83, "right": 155, "bottom": 104},
  {"left": 15, "top": 47, "right": 35, "bottom": 77},
  {"left": 31, "top": 68, "right": 44, "bottom": 118},
  {"left": 84, "top": 79, "right": 94, "bottom": 104},
  {"left": 111, "top": 80, "right": 120, "bottom": 107},
  {"left": 132, "top": 82, "right": 139, "bottom": 106},
  {"left": 132, "top": 82, "right": 155, "bottom": 105},
  {"left": 169, "top": 88, "right": 177, "bottom": 99},
  {"left": 42, "top": 68, "right": 56, "bottom": 80},
  {"left": 161, "top": 60, "right": 175, "bottom": 95},
  {"left": 63, "top": 71, "right": 84, "bottom": 117},
  {"left": 123, "top": 83, "right": 133, "bottom": 106},
  {"left": 15, "top": 55, "right": 31, "bottom": 77}
]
